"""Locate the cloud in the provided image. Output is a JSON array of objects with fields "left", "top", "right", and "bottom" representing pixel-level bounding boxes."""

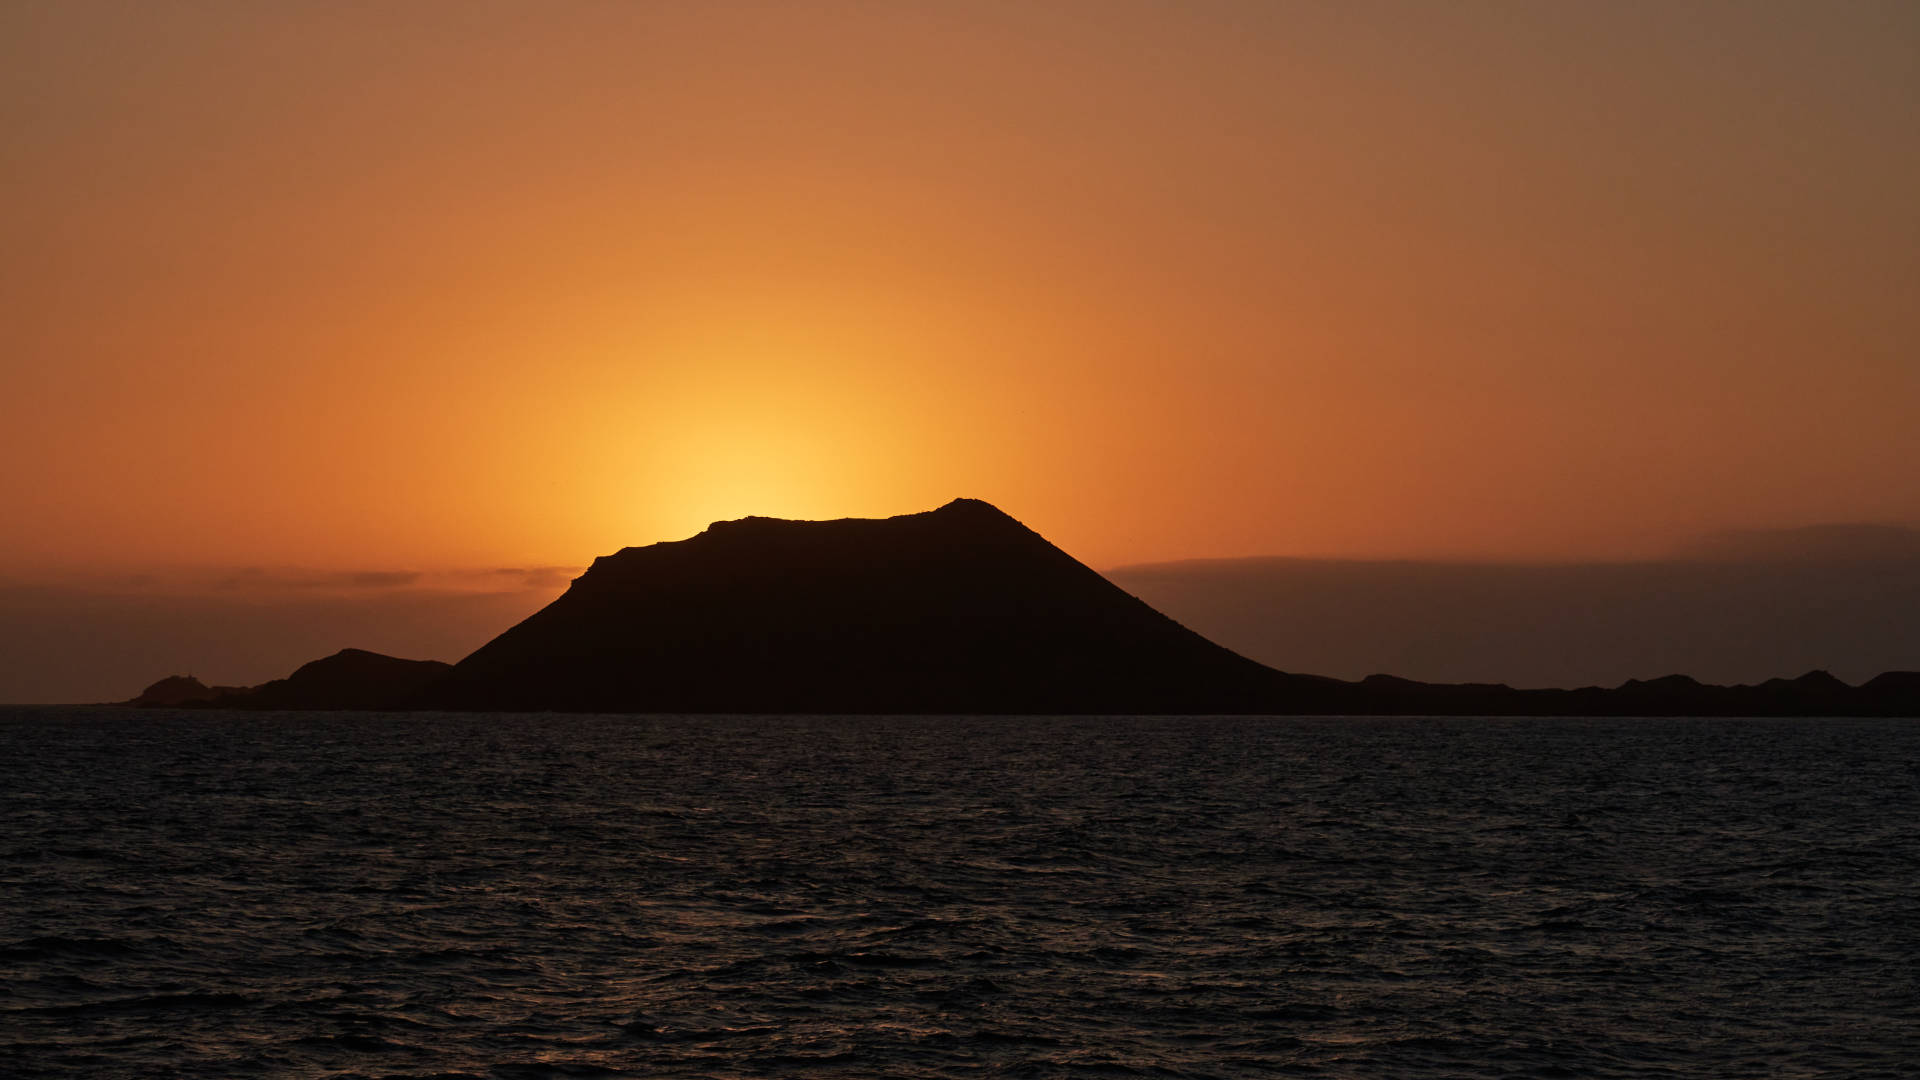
[
  {"left": 474, "top": 566, "right": 580, "bottom": 590},
  {"left": 1675, "top": 523, "right": 1920, "bottom": 563},
  {"left": 0, "top": 565, "right": 581, "bottom": 703},
  {"left": 24, "top": 565, "right": 588, "bottom": 598},
  {"left": 210, "top": 568, "right": 427, "bottom": 591},
  {"left": 1110, "top": 540, "right": 1920, "bottom": 689}
]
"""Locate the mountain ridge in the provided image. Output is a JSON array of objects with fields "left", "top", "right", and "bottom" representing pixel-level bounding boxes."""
[{"left": 123, "top": 500, "right": 1920, "bottom": 716}]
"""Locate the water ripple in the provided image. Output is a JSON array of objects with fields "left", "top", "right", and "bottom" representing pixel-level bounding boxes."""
[{"left": 2, "top": 709, "right": 1917, "bottom": 1077}]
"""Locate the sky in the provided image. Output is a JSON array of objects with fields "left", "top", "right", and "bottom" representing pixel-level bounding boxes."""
[
  {"left": 1113, "top": 528, "right": 1920, "bottom": 689},
  {"left": 2, "top": 2, "right": 1916, "bottom": 699}
]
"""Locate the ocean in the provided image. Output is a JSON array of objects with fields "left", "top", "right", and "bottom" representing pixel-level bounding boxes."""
[{"left": 2, "top": 709, "right": 1915, "bottom": 1078}]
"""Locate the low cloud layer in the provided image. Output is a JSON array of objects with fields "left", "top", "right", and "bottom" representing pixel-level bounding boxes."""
[
  {"left": 1673, "top": 523, "right": 1920, "bottom": 564},
  {"left": 40, "top": 566, "right": 585, "bottom": 598},
  {"left": 1112, "top": 526, "right": 1920, "bottom": 690},
  {"left": 0, "top": 567, "right": 578, "bottom": 703}
]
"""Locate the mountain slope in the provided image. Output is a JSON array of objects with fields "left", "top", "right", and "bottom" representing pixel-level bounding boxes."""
[
  {"left": 431, "top": 499, "right": 1337, "bottom": 713},
  {"left": 226, "top": 648, "right": 453, "bottom": 710}
]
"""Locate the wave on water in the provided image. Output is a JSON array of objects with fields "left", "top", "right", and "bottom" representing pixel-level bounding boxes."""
[{"left": 2, "top": 709, "right": 1917, "bottom": 1078}]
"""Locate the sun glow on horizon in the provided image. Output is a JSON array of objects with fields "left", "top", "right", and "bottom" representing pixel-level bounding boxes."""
[
  {"left": 591, "top": 338, "right": 975, "bottom": 551},
  {"left": 1, "top": 1, "right": 1914, "bottom": 578}
]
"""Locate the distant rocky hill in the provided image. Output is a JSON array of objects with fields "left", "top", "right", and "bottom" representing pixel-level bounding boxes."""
[
  {"left": 126, "top": 674, "right": 250, "bottom": 707},
  {"left": 125, "top": 501, "right": 1920, "bottom": 716},
  {"left": 233, "top": 648, "right": 453, "bottom": 709},
  {"left": 129, "top": 649, "right": 450, "bottom": 710}
]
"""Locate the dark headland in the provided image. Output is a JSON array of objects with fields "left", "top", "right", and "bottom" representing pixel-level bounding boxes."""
[{"left": 128, "top": 499, "right": 1919, "bottom": 716}]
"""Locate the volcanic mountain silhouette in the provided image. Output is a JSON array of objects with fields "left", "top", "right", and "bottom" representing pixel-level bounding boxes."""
[
  {"left": 124, "top": 499, "right": 1920, "bottom": 715},
  {"left": 428, "top": 498, "right": 1342, "bottom": 713}
]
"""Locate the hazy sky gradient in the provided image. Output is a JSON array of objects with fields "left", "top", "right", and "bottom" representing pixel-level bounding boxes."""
[{"left": 4, "top": 0, "right": 1916, "bottom": 575}]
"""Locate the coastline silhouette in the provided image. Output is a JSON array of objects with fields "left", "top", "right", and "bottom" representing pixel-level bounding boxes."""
[{"left": 127, "top": 499, "right": 1919, "bottom": 716}]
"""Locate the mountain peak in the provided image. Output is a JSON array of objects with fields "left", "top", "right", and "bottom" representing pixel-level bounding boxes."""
[
  {"left": 432, "top": 498, "right": 1308, "bottom": 713},
  {"left": 932, "top": 496, "right": 1007, "bottom": 515},
  {"left": 630, "top": 499, "right": 1025, "bottom": 554},
  {"left": 704, "top": 497, "right": 1011, "bottom": 529}
]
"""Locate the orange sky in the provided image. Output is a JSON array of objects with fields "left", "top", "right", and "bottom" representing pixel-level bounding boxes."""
[{"left": 4, "top": 1, "right": 1916, "bottom": 575}]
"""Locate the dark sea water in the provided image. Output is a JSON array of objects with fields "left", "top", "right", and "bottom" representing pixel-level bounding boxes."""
[{"left": 2, "top": 709, "right": 1916, "bottom": 1078}]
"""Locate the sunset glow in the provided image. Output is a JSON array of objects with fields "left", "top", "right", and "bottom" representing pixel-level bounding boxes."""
[
  {"left": 7, "top": 10, "right": 1918, "bottom": 1072},
  {"left": 3, "top": 1, "right": 1915, "bottom": 575}
]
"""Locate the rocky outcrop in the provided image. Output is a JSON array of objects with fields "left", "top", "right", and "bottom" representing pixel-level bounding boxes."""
[
  {"left": 226, "top": 648, "right": 453, "bottom": 710},
  {"left": 126, "top": 675, "right": 247, "bottom": 707}
]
